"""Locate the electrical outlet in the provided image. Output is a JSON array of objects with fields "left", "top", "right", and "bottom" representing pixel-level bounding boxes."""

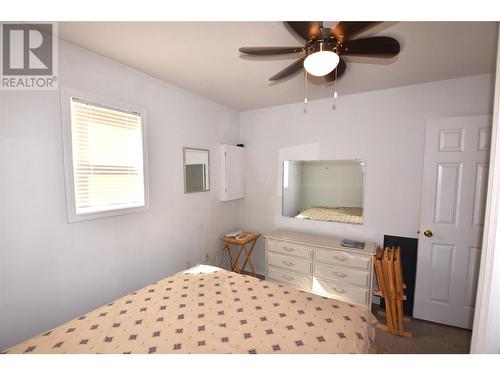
[{"left": 201, "top": 248, "right": 226, "bottom": 268}]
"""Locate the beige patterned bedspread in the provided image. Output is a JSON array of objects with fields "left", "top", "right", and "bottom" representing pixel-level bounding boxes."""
[
  {"left": 4, "top": 265, "right": 376, "bottom": 354},
  {"left": 296, "top": 207, "right": 363, "bottom": 224}
]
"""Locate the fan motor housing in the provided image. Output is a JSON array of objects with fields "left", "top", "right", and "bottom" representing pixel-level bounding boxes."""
[{"left": 305, "top": 39, "right": 339, "bottom": 57}]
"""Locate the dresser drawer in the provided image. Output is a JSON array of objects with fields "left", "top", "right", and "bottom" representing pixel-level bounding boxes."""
[
  {"left": 267, "top": 239, "right": 312, "bottom": 260},
  {"left": 312, "top": 278, "right": 369, "bottom": 305},
  {"left": 314, "top": 248, "right": 371, "bottom": 270},
  {"left": 314, "top": 263, "right": 370, "bottom": 288},
  {"left": 267, "top": 266, "right": 311, "bottom": 291},
  {"left": 268, "top": 252, "right": 312, "bottom": 275}
]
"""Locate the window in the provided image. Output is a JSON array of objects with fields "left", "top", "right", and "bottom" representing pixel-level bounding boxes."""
[{"left": 62, "top": 88, "right": 149, "bottom": 222}]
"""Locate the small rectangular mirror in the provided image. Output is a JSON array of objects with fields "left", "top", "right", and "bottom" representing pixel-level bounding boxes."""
[
  {"left": 282, "top": 160, "right": 365, "bottom": 224},
  {"left": 183, "top": 147, "right": 210, "bottom": 193}
]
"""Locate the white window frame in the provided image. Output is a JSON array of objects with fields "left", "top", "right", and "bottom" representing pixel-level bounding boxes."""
[{"left": 61, "top": 87, "right": 150, "bottom": 223}]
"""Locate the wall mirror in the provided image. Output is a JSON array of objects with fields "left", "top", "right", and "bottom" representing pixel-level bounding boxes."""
[
  {"left": 183, "top": 147, "right": 210, "bottom": 193},
  {"left": 282, "top": 160, "right": 365, "bottom": 224}
]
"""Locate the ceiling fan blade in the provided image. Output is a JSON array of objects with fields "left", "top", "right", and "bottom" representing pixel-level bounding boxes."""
[
  {"left": 286, "top": 21, "right": 323, "bottom": 41},
  {"left": 239, "top": 46, "right": 303, "bottom": 55},
  {"left": 324, "top": 58, "right": 346, "bottom": 82},
  {"left": 331, "top": 21, "right": 380, "bottom": 43},
  {"left": 269, "top": 57, "right": 305, "bottom": 81},
  {"left": 341, "top": 37, "right": 400, "bottom": 57}
]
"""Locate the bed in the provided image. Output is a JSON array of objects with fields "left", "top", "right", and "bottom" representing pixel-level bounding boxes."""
[
  {"left": 4, "top": 265, "right": 377, "bottom": 354},
  {"left": 296, "top": 207, "right": 363, "bottom": 224}
]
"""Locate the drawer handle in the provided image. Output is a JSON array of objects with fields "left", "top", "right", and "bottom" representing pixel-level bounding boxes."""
[
  {"left": 282, "top": 246, "right": 295, "bottom": 252},
  {"left": 333, "top": 271, "right": 347, "bottom": 278},
  {"left": 333, "top": 255, "right": 348, "bottom": 262},
  {"left": 282, "top": 275, "right": 294, "bottom": 281},
  {"left": 333, "top": 287, "right": 346, "bottom": 294},
  {"left": 282, "top": 260, "right": 295, "bottom": 267}
]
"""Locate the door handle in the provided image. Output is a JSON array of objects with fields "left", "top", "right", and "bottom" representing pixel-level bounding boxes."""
[
  {"left": 423, "top": 229, "right": 433, "bottom": 238},
  {"left": 333, "top": 255, "right": 348, "bottom": 262}
]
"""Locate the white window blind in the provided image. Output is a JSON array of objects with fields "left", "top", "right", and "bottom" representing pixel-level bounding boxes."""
[{"left": 70, "top": 98, "right": 146, "bottom": 215}]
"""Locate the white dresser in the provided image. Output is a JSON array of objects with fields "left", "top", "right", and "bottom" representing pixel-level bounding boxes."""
[{"left": 265, "top": 229, "right": 377, "bottom": 308}]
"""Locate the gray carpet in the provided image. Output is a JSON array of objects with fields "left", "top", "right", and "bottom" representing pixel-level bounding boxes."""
[{"left": 373, "top": 307, "right": 472, "bottom": 354}]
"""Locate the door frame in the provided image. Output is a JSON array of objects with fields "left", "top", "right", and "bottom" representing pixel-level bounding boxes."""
[{"left": 470, "top": 23, "right": 500, "bottom": 354}]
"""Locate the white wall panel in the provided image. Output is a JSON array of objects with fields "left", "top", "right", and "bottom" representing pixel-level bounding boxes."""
[
  {"left": 434, "top": 163, "right": 462, "bottom": 224},
  {"left": 439, "top": 128, "right": 464, "bottom": 152},
  {"left": 473, "top": 163, "right": 489, "bottom": 227},
  {"left": 429, "top": 244, "right": 454, "bottom": 303}
]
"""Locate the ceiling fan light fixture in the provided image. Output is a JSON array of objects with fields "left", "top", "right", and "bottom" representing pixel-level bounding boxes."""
[
  {"left": 304, "top": 50, "right": 339, "bottom": 77},
  {"left": 239, "top": 22, "right": 400, "bottom": 83}
]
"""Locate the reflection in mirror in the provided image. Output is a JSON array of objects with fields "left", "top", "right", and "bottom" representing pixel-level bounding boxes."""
[
  {"left": 184, "top": 148, "right": 210, "bottom": 193},
  {"left": 282, "top": 160, "right": 365, "bottom": 224}
]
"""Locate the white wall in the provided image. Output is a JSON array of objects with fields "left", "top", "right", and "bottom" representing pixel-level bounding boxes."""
[
  {"left": 0, "top": 40, "right": 239, "bottom": 350},
  {"left": 239, "top": 74, "right": 494, "bottom": 275}
]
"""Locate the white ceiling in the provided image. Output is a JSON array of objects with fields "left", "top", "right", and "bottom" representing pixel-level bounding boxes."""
[{"left": 59, "top": 22, "right": 498, "bottom": 111}]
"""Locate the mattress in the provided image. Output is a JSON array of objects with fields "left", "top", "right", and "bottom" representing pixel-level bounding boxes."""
[
  {"left": 4, "top": 265, "right": 377, "bottom": 354},
  {"left": 296, "top": 207, "right": 363, "bottom": 224}
]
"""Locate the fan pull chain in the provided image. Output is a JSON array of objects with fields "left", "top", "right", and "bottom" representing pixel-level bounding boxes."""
[
  {"left": 304, "top": 70, "right": 308, "bottom": 113},
  {"left": 332, "top": 67, "right": 338, "bottom": 110}
]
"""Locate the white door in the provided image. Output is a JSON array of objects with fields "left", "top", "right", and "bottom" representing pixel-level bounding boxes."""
[{"left": 414, "top": 115, "right": 492, "bottom": 329}]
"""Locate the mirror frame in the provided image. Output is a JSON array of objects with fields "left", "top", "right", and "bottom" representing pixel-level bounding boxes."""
[
  {"left": 183, "top": 147, "right": 210, "bottom": 193},
  {"left": 281, "top": 159, "right": 366, "bottom": 225}
]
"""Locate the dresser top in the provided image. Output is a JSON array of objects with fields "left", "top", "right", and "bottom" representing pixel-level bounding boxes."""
[{"left": 265, "top": 229, "right": 376, "bottom": 255}]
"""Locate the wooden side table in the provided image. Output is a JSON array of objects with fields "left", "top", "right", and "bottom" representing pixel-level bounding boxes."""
[{"left": 221, "top": 232, "right": 261, "bottom": 277}]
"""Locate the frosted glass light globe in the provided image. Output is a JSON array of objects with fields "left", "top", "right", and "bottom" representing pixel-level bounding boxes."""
[{"left": 304, "top": 51, "right": 340, "bottom": 77}]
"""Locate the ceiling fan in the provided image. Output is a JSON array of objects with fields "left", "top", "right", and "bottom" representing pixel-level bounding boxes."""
[{"left": 239, "top": 21, "right": 400, "bottom": 82}]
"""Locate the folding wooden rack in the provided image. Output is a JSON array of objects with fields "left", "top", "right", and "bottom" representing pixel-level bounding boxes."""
[{"left": 373, "top": 246, "right": 412, "bottom": 338}]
